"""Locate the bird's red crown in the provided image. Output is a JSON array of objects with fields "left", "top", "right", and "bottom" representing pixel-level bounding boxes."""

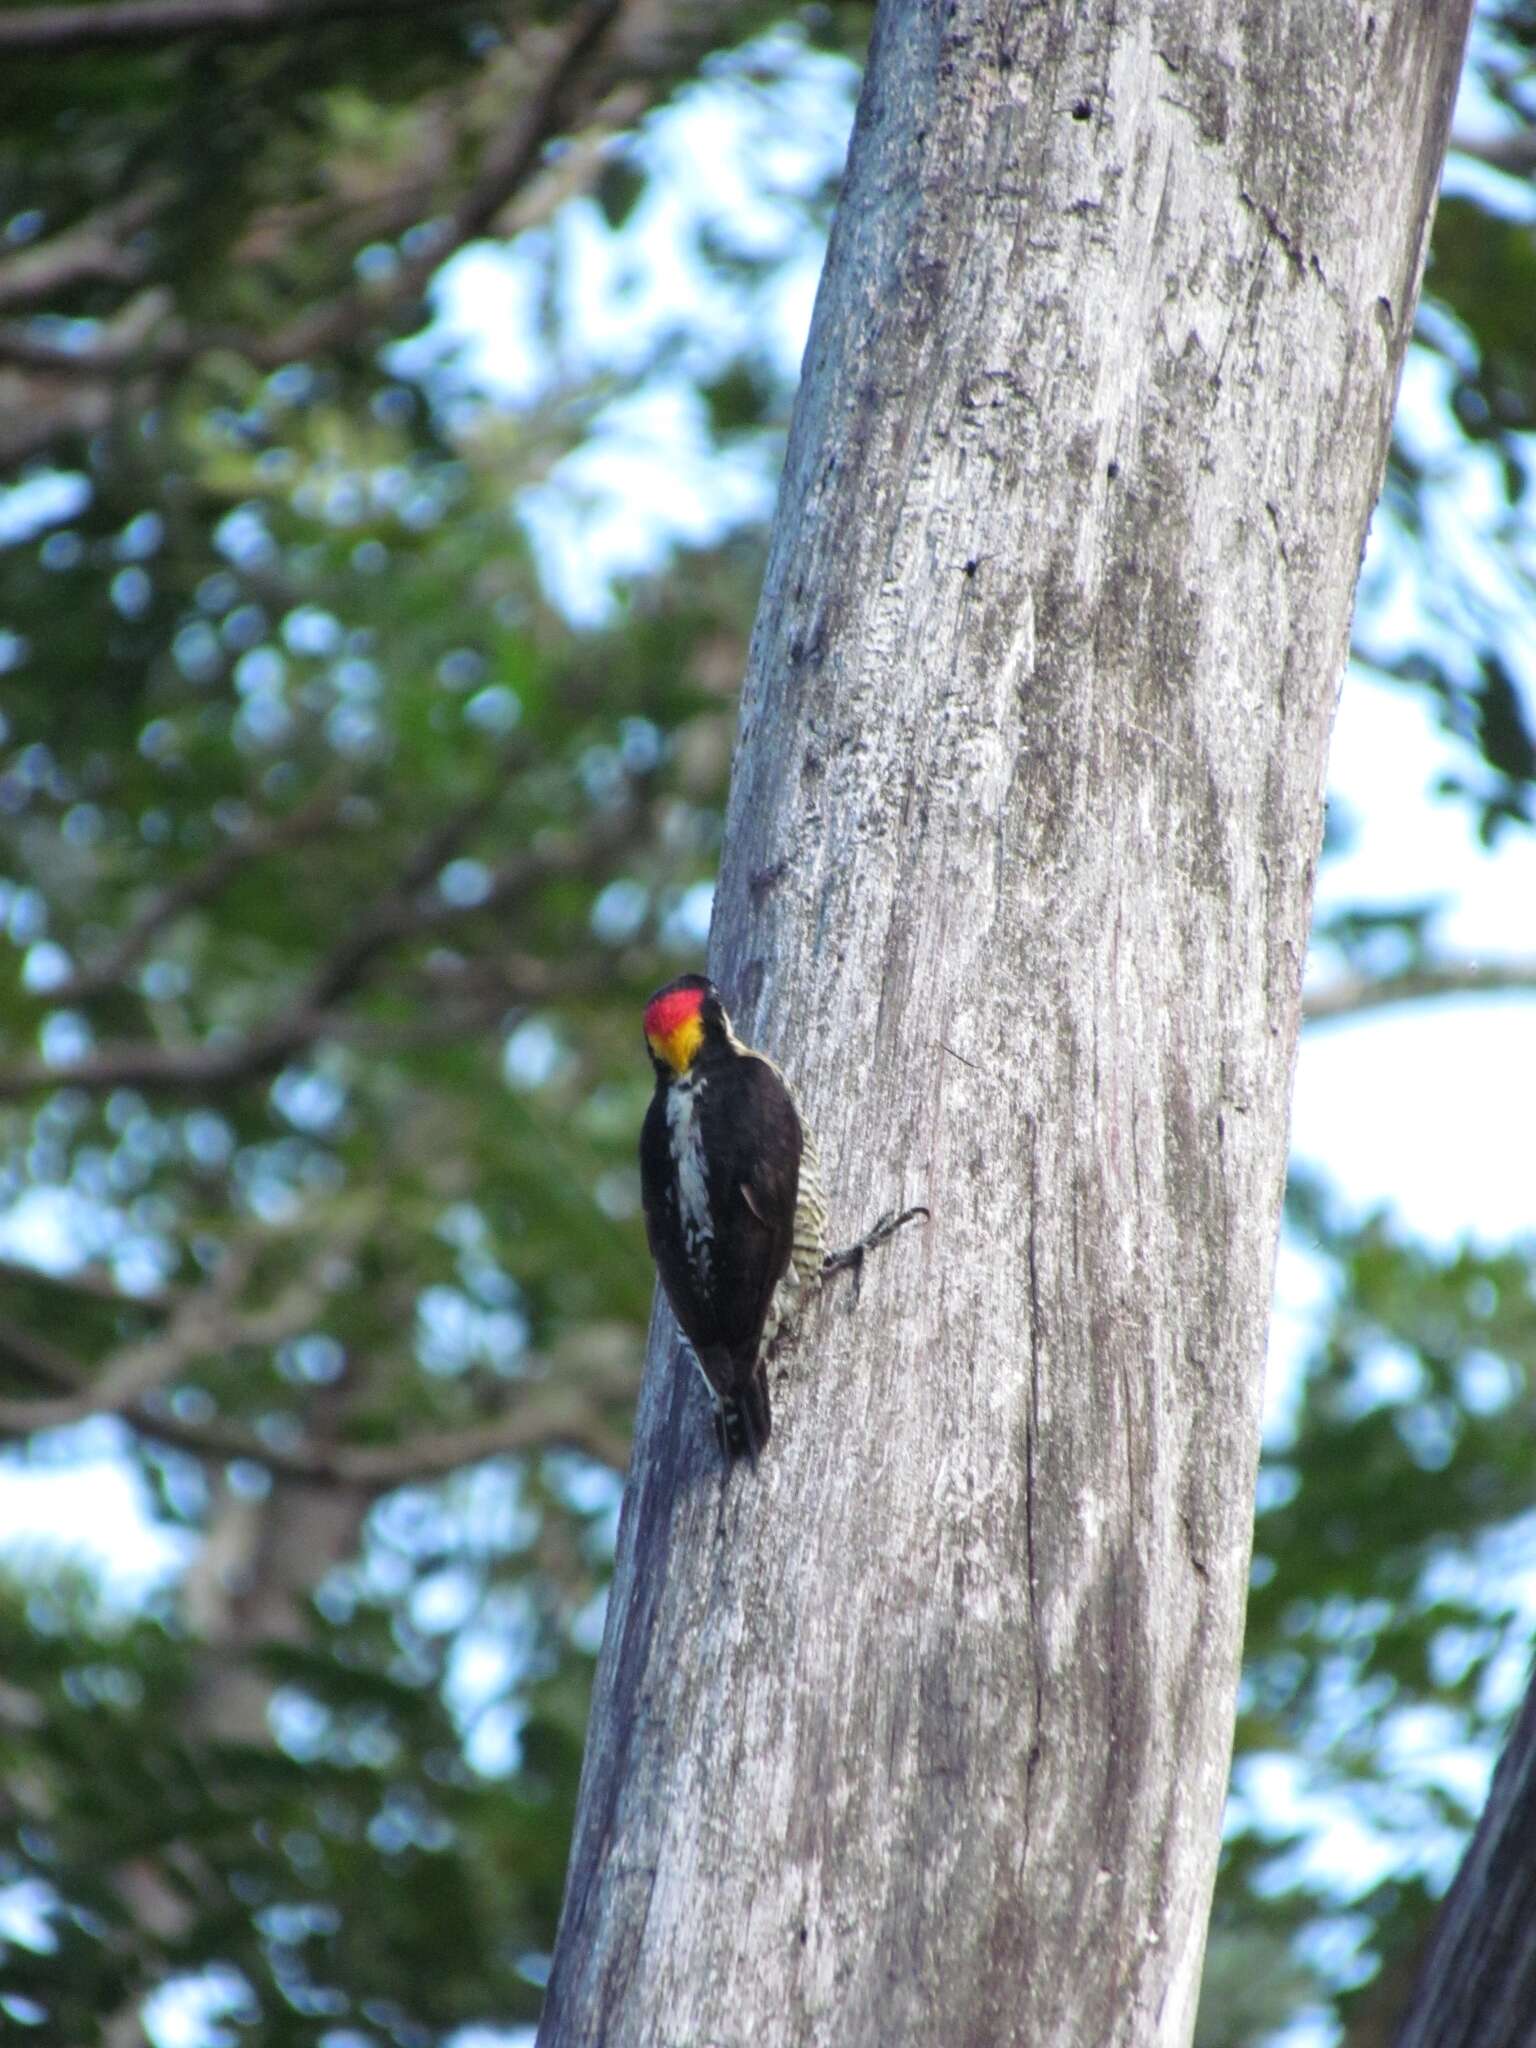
[
  {"left": 644, "top": 980, "right": 708, "bottom": 1073},
  {"left": 644, "top": 983, "right": 704, "bottom": 1043}
]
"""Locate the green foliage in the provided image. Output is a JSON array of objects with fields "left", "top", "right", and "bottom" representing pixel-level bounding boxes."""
[
  {"left": 1199, "top": 1179, "right": 1536, "bottom": 2044},
  {"left": 0, "top": 1554, "right": 595, "bottom": 2041},
  {"left": 0, "top": 1, "right": 1534, "bottom": 2044},
  {"left": 1430, "top": 197, "right": 1536, "bottom": 443},
  {"left": 0, "top": 454, "right": 737, "bottom": 2031},
  {"left": 0, "top": 5, "right": 865, "bottom": 2037},
  {"left": 1364, "top": 16, "right": 1536, "bottom": 844},
  {"left": 1197, "top": 10, "right": 1536, "bottom": 2042}
]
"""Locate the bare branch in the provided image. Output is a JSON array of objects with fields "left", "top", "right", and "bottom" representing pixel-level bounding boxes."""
[
  {"left": 0, "top": 185, "right": 173, "bottom": 312},
  {"left": 0, "top": 800, "right": 647, "bottom": 1100},
  {"left": 449, "top": 3, "right": 627, "bottom": 248},
  {"left": 0, "top": 1254, "right": 176, "bottom": 1314},
  {"left": 1450, "top": 126, "right": 1536, "bottom": 176},
  {"left": 0, "top": 1313, "right": 634, "bottom": 1478},
  {"left": 0, "top": 1029, "right": 303, "bottom": 1101},
  {"left": 0, "top": 0, "right": 625, "bottom": 388},
  {"left": 0, "top": 1249, "right": 256, "bottom": 1431},
  {"left": 180, "top": 1390, "right": 635, "bottom": 1483},
  {"left": 234, "top": 104, "right": 462, "bottom": 265},
  {"left": 0, "top": 0, "right": 479, "bottom": 56},
  {"left": 45, "top": 779, "right": 348, "bottom": 1008},
  {"left": 292, "top": 770, "right": 519, "bottom": 1013},
  {"left": 1303, "top": 956, "right": 1536, "bottom": 1026},
  {"left": 254, "top": 0, "right": 624, "bottom": 368},
  {"left": 0, "top": 368, "right": 116, "bottom": 466},
  {"left": 0, "top": 322, "right": 185, "bottom": 379},
  {"left": 0, "top": 288, "right": 174, "bottom": 462},
  {"left": 0, "top": 283, "right": 183, "bottom": 381},
  {"left": 243, "top": 75, "right": 651, "bottom": 273},
  {"left": 0, "top": 1218, "right": 361, "bottom": 1433}
]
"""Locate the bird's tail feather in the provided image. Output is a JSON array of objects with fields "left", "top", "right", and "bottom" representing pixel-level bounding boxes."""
[{"left": 713, "top": 1360, "right": 771, "bottom": 1465}]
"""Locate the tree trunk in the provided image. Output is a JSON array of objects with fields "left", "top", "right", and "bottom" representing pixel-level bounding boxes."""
[
  {"left": 539, "top": 3, "right": 1470, "bottom": 2042},
  {"left": 1389, "top": 1660, "right": 1536, "bottom": 2048}
]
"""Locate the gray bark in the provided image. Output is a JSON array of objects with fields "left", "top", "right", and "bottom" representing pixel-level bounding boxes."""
[
  {"left": 540, "top": 3, "right": 1470, "bottom": 2043},
  {"left": 1390, "top": 1661, "right": 1536, "bottom": 2048}
]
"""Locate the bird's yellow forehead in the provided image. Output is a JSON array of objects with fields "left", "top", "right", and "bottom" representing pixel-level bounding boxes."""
[
  {"left": 647, "top": 1012, "right": 704, "bottom": 1073},
  {"left": 644, "top": 984, "right": 707, "bottom": 1072}
]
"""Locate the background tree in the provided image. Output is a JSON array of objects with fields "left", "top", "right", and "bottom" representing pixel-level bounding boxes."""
[
  {"left": 1199, "top": 10, "right": 1536, "bottom": 2036},
  {"left": 0, "top": 5, "right": 866, "bottom": 2039},
  {"left": 1386, "top": 1663, "right": 1536, "bottom": 2048},
  {"left": 0, "top": 1, "right": 1532, "bottom": 2045}
]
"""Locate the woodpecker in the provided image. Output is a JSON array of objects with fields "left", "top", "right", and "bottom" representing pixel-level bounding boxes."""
[{"left": 639, "top": 973, "right": 827, "bottom": 1463}]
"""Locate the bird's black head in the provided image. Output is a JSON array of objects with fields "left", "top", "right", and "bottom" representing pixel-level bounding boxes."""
[{"left": 643, "top": 973, "right": 729, "bottom": 1076}]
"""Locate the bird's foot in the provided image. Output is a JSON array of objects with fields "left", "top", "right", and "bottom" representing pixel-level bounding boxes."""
[{"left": 821, "top": 1204, "right": 930, "bottom": 1282}]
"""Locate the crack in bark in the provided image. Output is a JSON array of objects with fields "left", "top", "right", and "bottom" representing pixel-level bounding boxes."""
[
  {"left": 1181, "top": 1508, "right": 1211, "bottom": 1581},
  {"left": 1023, "top": 1115, "right": 1046, "bottom": 1851},
  {"left": 1239, "top": 189, "right": 1305, "bottom": 274},
  {"left": 1264, "top": 497, "right": 1291, "bottom": 565}
]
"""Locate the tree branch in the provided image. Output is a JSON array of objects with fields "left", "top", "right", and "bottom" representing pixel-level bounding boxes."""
[
  {"left": 1449, "top": 126, "right": 1536, "bottom": 176},
  {"left": 0, "top": 316, "right": 190, "bottom": 379},
  {"left": 0, "top": 288, "right": 171, "bottom": 465},
  {"left": 1302, "top": 956, "right": 1536, "bottom": 1025},
  {"left": 0, "top": 1313, "right": 634, "bottom": 1478},
  {"left": 0, "top": 185, "right": 172, "bottom": 312},
  {"left": 0, "top": 1254, "right": 176, "bottom": 1314},
  {"left": 0, "top": 0, "right": 478, "bottom": 56},
  {"left": 0, "top": 799, "right": 646, "bottom": 1099},
  {"left": 0, "top": 368, "right": 116, "bottom": 467},
  {"left": 168, "top": 1390, "right": 635, "bottom": 1482},
  {"left": 0, "top": 1239, "right": 330, "bottom": 1433},
  {"left": 253, "top": 0, "right": 625, "bottom": 367},
  {"left": 46, "top": 777, "right": 347, "bottom": 1007},
  {"left": 0, "top": 0, "right": 625, "bottom": 387}
]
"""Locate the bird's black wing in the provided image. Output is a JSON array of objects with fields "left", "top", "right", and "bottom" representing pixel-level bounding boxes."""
[{"left": 704, "top": 1054, "right": 802, "bottom": 1368}]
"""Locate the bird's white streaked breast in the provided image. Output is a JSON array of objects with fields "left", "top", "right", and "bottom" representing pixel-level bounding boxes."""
[{"left": 665, "top": 1075, "right": 712, "bottom": 1279}]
